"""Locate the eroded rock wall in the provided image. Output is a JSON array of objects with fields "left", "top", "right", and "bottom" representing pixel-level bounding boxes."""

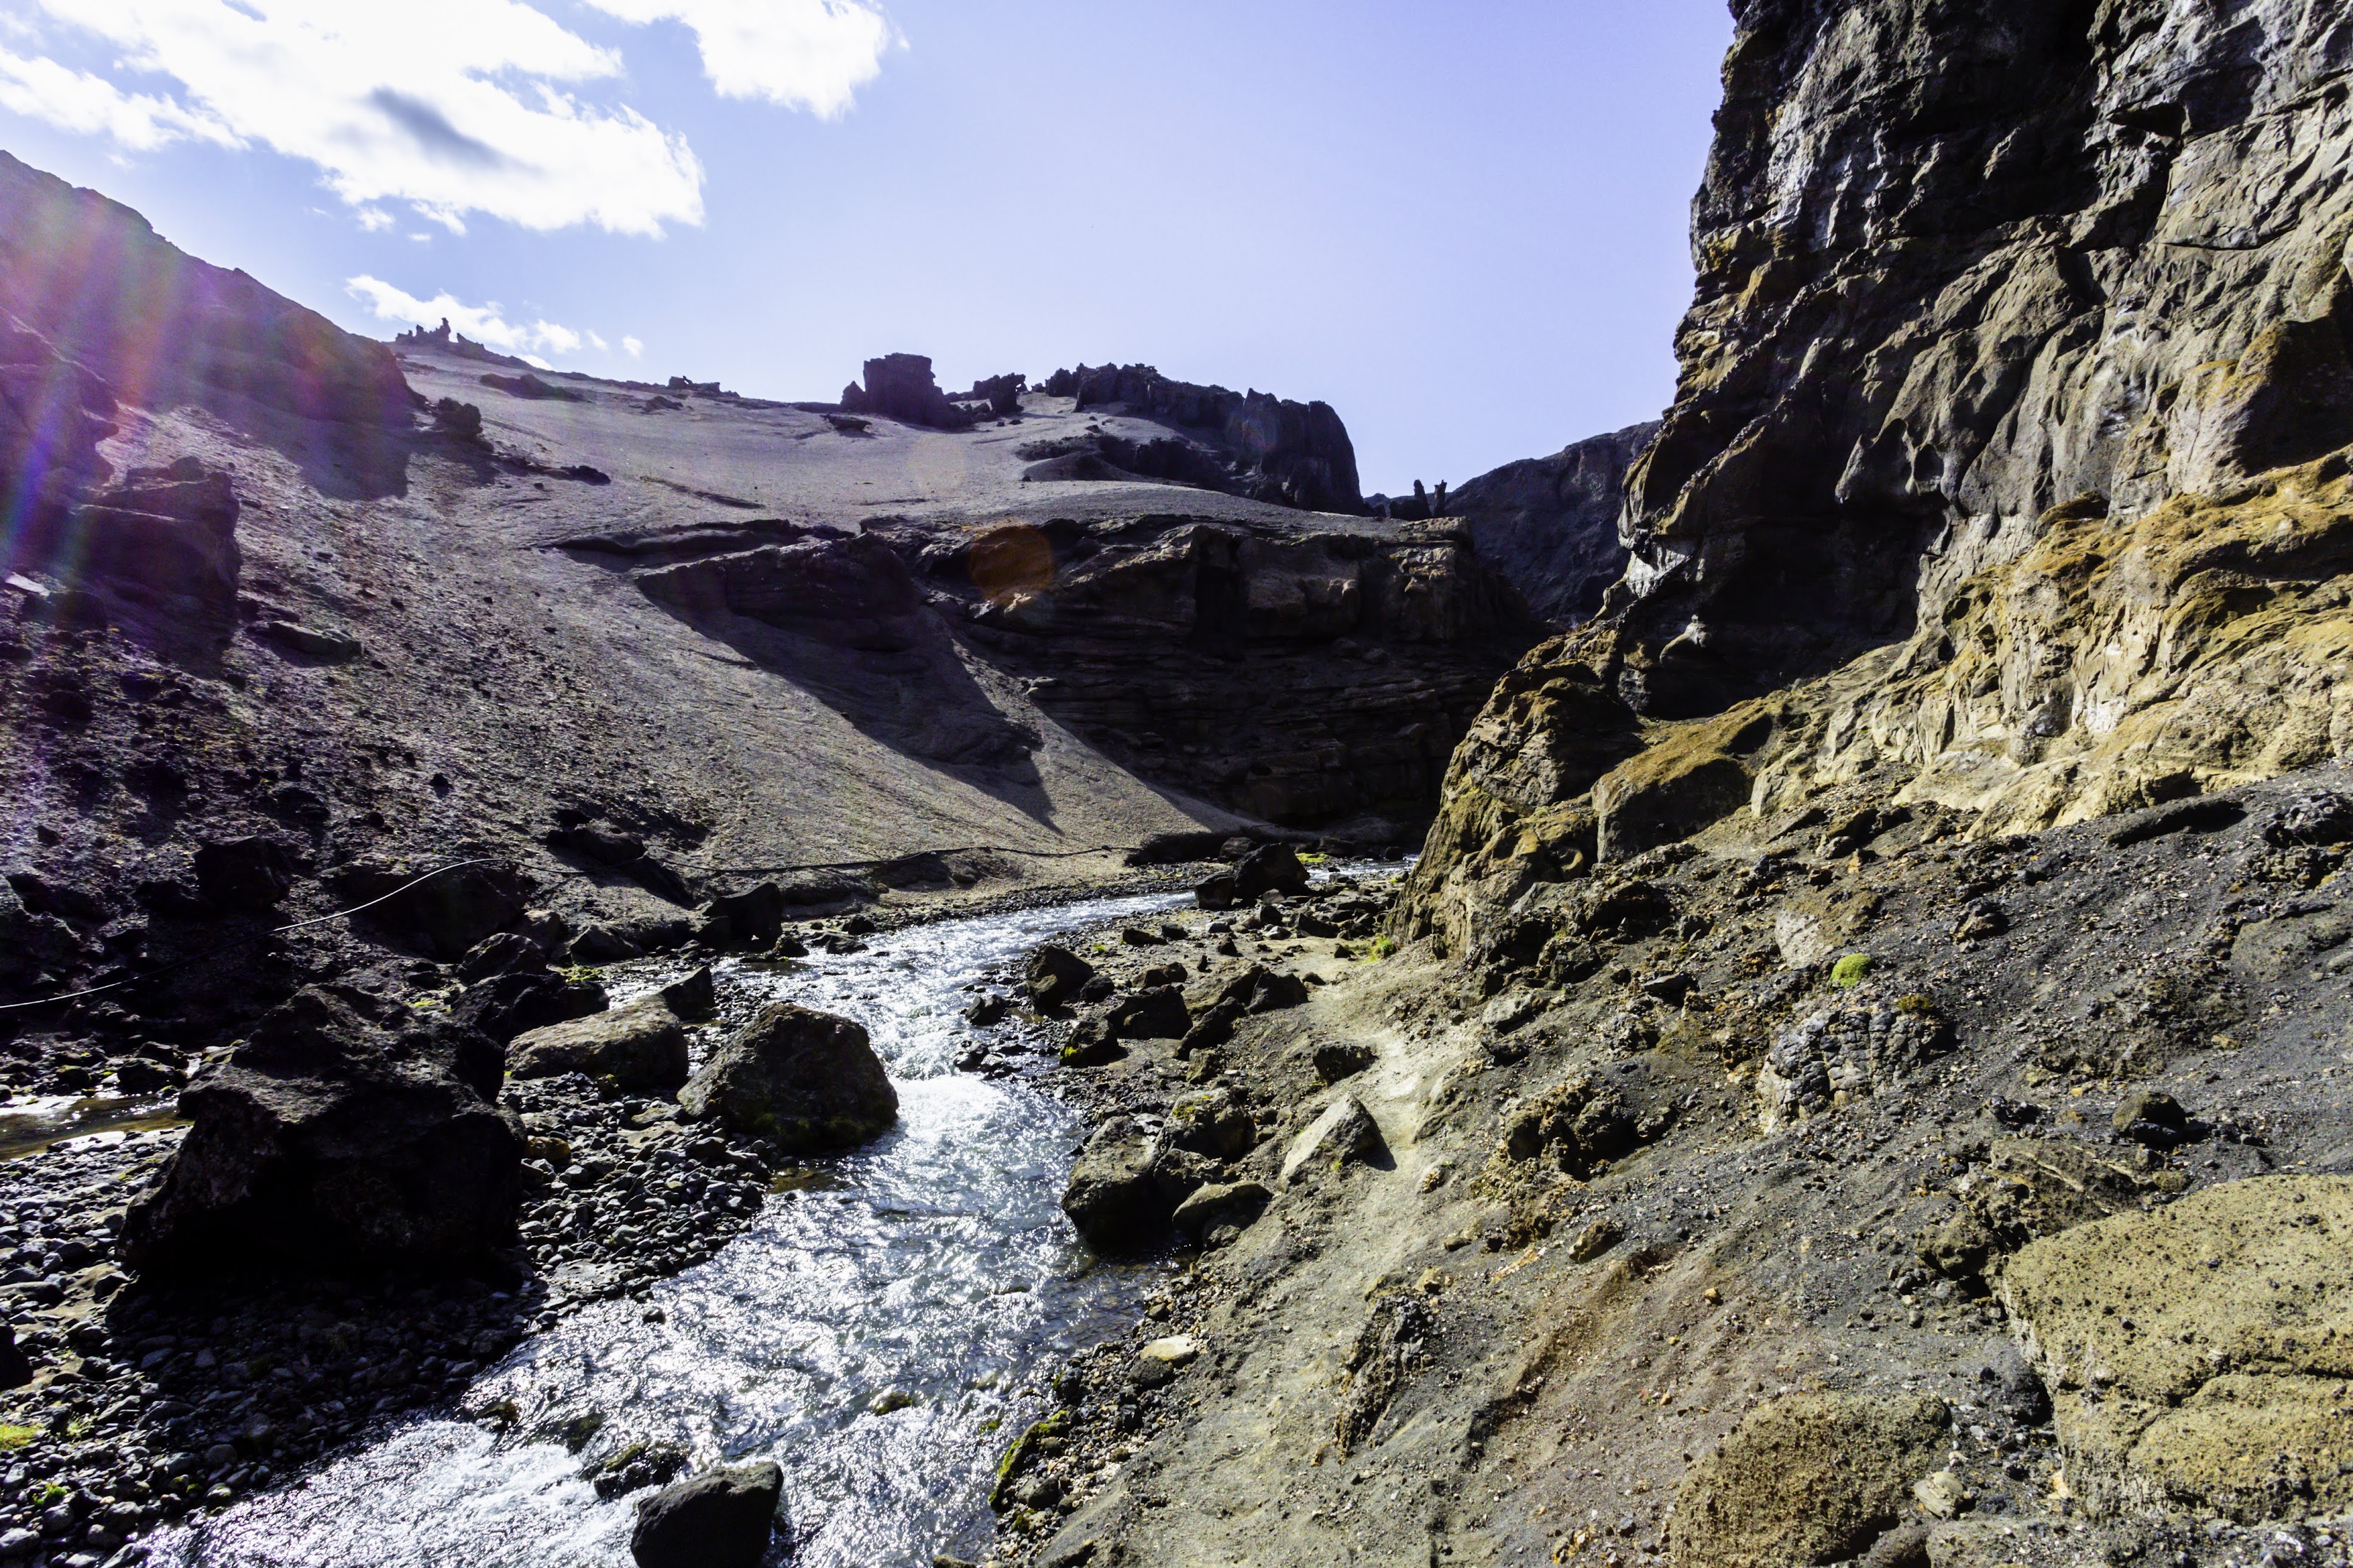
[
  {"left": 1402, "top": 0, "right": 2353, "bottom": 944},
  {"left": 1444, "top": 421, "right": 1656, "bottom": 625},
  {"left": 1607, "top": 0, "right": 2353, "bottom": 715}
]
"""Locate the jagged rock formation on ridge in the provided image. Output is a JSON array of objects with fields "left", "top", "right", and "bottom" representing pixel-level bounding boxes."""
[
  {"left": 1441, "top": 420, "right": 1657, "bottom": 624},
  {"left": 1037, "top": 362, "right": 1365, "bottom": 514}
]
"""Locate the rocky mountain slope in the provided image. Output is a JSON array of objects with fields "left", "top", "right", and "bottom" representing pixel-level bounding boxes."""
[
  {"left": 0, "top": 146, "right": 1542, "bottom": 1063},
  {"left": 974, "top": 6, "right": 2353, "bottom": 1568}
]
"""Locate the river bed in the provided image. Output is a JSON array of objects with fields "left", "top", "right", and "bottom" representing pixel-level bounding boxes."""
[{"left": 148, "top": 888, "right": 1191, "bottom": 1568}]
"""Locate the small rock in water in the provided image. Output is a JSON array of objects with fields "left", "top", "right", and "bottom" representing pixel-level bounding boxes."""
[{"left": 631, "top": 1460, "right": 783, "bottom": 1568}]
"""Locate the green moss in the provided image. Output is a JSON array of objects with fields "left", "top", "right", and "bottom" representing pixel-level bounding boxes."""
[
  {"left": 0, "top": 1424, "right": 37, "bottom": 1452},
  {"left": 1362, "top": 934, "right": 1398, "bottom": 963},
  {"left": 1830, "top": 953, "right": 1873, "bottom": 988},
  {"left": 990, "top": 1410, "right": 1071, "bottom": 1510}
]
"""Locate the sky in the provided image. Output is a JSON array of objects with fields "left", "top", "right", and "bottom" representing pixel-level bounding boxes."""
[{"left": 0, "top": 1, "right": 1732, "bottom": 495}]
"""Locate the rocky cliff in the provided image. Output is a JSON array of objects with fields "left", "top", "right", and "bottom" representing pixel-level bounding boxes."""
[
  {"left": 1443, "top": 420, "right": 1656, "bottom": 624},
  {"left": 1403, "top": 0, "right": 2353, "bottom": 950}
]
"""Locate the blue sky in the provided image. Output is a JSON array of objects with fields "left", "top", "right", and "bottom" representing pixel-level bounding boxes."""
[{"left": 0, "top": 1, "right": 1730, "bottom": 494}]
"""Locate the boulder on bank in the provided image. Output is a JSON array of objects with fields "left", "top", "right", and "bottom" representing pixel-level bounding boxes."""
[
  {"left": 1026, "top": 944, "right": 1096, "bottom": 1010},
  {"left": 120, "top": 986, "right": 522, "bottom": 1275},
  {"left": 631, "top": 1460, "right": 783, "bottom": 1568},
  {"left": 1061, "top": 1117, "right": 1214, "bottom": 1251},
  {"left": 453, "top": 969, "right": 609, "bottom": 1046},
  {"left": 331, "top": 858, "right": 533, "bottom": 960},
  {"left": 1233, "top": 843, "right": 1309, "bottom": 902},
  {"left": 678, "top": 1003, "right": 897, "bottom": 1152},
  {"left": 1105, "top": 985, "right": 1190, "bottom": 1040},
  {"left": 1997, "top": 1174, "right": 2353, "bottom": 1522},
  {"left": 1667, "top": 1393, "right": 1948, "bottom": 1568},
  {"left": 507, "top": 968, "right": 715, "bottom": 1093}
]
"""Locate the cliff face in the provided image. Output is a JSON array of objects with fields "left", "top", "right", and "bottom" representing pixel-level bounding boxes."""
[
  {"left": 1444, "top": 421, "right": 1656, "bottom": 624},
  {"left": 1607, "top": 0, "right": 2353, "bottom": 715},
  {"left": 1402, "top": 0, "right": 2353, "bottom": 948}
]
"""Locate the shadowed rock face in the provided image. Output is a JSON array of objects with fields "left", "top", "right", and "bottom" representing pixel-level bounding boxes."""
[
  {"left": 1444, "top": 421, "right": 1656, "bottom": 625},
  {"left": 1594, "top": 0, "right": 2353, "bottom": 717},
  {"left": 934, "top": 514, "right": 1538, "bottom": 827}
]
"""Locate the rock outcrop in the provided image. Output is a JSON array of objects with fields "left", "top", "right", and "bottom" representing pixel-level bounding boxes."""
[
  {"left": 1595, "top": 0, "right": 2353, "bottom": 720},
  {"left": 1040, "top": 363, "right": 1365, "bottom": 514},
  {"left": 1999, "top": 1174, "right": 2353, "bottom": 1523},
  {"left": 1442, "top": 422, "right": 1655, "bottom": 624},
  {"left": 937, "top": 514, "right": 1537, "bottom": 825},
  {"left": 839, "top": 353, "right": 980, "bottom": 430},
  {"left": 120, "top": 986, "right": 522, "bottom": 1275},
  {"left": 1398, "top": 0, "right": 2353, "bottom": 946}
]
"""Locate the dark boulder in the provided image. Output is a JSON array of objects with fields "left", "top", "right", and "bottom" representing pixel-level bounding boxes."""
[
  {"left": 193, "top": 836, "right": 295, "bottom": 912},
  {"left": 453, "top": 970, "right": 608, "bottom": 1047},
  {"left": 1061, "top": 1118, "right": 1216, "bottom": 1252},
  {"left": 455, "top": 930, "right": 547, "bottom": 985},
  {"left": 701, "top": 881, "right": 787, "bottom": 947},
  {"left": 0, "top": 1324, "right": 28, "bottom": 1391},
  {"left": 630, "top": 1461, "right": 783, "bottom": 1568},
  {"left": 1105, "top": 985, "right": 1190, "bottom": 1040},
  {"left": 1218, "top": 964, "right": 1310, "bottom": 1014},
  {"left": 120, "top": 986, "right": 522, "bottom": 1275},
  {"left": 507, "top": 968, "right": 714, "bottom": 1094},
  {"left": 638, "top": 533, "right": 932, "bottom": 654},
  {"left": 1194, "top": 871, "right": 1240, "bottom": 912},
  {"left": 332, "top": 858, "right": 532, "bottom": 961},
  {"left": 1232, "top": 843, "right": 1309, "bottom": 901},
  {"left": 1026, "top": 945, "right": 1095, "bottom": 1010},
  {"left": 678, "top": 1003, "right": 897, "bottom": 1152}
]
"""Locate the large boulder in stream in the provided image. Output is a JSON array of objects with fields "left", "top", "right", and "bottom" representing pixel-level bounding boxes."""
[
  {"left": 678, "top": 1003, "right": 897, "bottom": 1152},
  {"left": 631, "top": 1460, "right": 783, "bottom": 1568},
  {"left": 507, "top": 968, "right": 714, "bottom": 1093},
  {"left": 121, "top": 986, "right": 522, "bottom": 1275}
]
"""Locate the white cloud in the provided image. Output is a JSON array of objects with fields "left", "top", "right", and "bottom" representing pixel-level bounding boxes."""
[
  {"left": 346, "top": 275, "right": 591, "bottom": 358},
  {"left": 355, "top": 206, "right": 394, "bottom": 231},
  {"left": 581, "top": 0, "right": 897, "bottom": 117},
  {"left": 520, "top": 354, "right": 553, "bottom": 370},
  {"left": 0, "top": 43, "right": 233, "bottom": 150},
  {"left": 622, "top": 336, "right": 645, "bottom": 358},
  {"left": 9, "top": 0, "right": 706, "bottom": 235}
]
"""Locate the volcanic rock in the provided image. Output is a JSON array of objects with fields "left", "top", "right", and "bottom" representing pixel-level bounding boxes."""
[
  {"left": 677, "top": 1003, "right": 897, "bottom": 1152},
  {"left": 629, "top": 1461, "right": 782, "bottom": 1568},
  {"left": 507, "top": 968, "right": 715, "bottom": 1094},
  {"left": 119, "top": 986, "right": 521, "bottom": 1274}
]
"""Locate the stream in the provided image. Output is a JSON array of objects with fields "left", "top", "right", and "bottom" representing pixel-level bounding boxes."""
[{"left": 148, "top": 888, "right": 1192, "bottom": 1568}]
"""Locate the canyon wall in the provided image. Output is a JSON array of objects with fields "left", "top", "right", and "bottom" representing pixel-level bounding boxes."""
[{"left": 1403, "top": 0, "right": 2353, "bottom": 948}]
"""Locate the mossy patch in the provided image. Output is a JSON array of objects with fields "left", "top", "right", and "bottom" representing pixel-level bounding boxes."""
[{"left": 1829, "top": 952, "right": 1873, "bottom": 987}]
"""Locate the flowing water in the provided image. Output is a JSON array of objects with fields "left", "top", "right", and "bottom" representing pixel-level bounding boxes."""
[{"left": 149, "top": 889, "right": 1192, "bottom": 1568}]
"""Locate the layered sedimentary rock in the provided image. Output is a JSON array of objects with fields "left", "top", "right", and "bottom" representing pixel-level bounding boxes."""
[
  {"left": 1442, "top": 421, "right": 1656, "bottom": 624},
  {"left": 1402, "top": 0, "right": 2353, "bottom": 941},
  {"left": 930, "top": 515, "right": 1537, "bottom": 827}
]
